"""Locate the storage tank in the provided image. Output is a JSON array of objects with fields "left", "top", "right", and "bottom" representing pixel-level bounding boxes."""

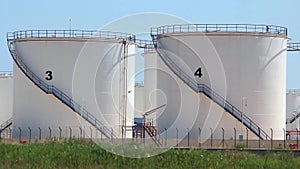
[
  {"left": 0, "top": 71, "right": 13, "bottom": 138},
  {"left": 151, "top": 24, "right": 288, "bottom": 140},
  {"left": 286, "top": 90, "right": 300, "bottom": 131},
  {"left": 7, "top": 30, "right": 135, "bottom": 139}
]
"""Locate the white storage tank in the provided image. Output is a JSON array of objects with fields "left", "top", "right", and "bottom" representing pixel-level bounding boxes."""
[
  {"left": 151, "top": 24, "right": 288, "bottom": 140},
  {"left": 286, "top": 90, "right": 300, "bottom": 131},
  {"left": 0, "top": 71, "right": 13, "bottom": 138},
  {"left": 8, "top": 30, "right": 135, "bottom": 139}
]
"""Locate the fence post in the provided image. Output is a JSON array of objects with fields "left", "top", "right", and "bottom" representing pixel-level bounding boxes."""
[
  {"left": 28, "top": 127, "right": 31, "bottom": 144},
  {"left": 165, "top": 128, "right": 167, "bottom": 147},
  {"left": 69, "top": 127, "right": 72, "bottom": 139},
  {"left": 187, "top": 128, "right": 190, "bottom": 148},
  {"left": 90, "top": 127, "right": 92, "bottom": 141},
  {"left": 270, "top": 128, "right": 273, "bottom": 150},
  {"left": 59, "top": 127, "right": 62, "bottom": 138},
  {"left": 48, "top": 127, "right": 52, "bottom": 139},
  {"left": 38, "top": 127, "right": 41, "bottom": 140},
  {"left": 176, "top": 128, "right": 178, "bottom": 147},
  {"left": 198, "top": 128, "right": 201, "bottom": 148},
  {"left": 18, "top": 127, "right": 21, "bottom": 143},
  {"left": 246, "top": 128, "right": 249, "bottom": 148},
  {"left": 100, "top": 127, "right": 103, "bottom": 140},
  {"left": 79, "top": 127, "right": 82, "bottom": 138},
  {"left": 111, "top": 128, "right": 113, "bottom": 143},
  {"left": 210, "top": 128, "right": 213, "bottom": 149},
  {"left": 222, "top": 128, "right": 225, "bottom": 148},
  {"left": 258, "top": 128, "right": 261, "bottom": 149},
  {"left": 297, "top": 128, "right": 299, "bottom": 150},
  {"left": 283, "top": 128, "right": 286, "bottom": 150},
  {"left": 234, "top": 128, "right": 236, "bottom": 148}
]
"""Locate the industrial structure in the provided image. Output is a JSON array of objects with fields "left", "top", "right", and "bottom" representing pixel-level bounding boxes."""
[{"left": 0, "top": 24, "right": 300, "bottom": 145}]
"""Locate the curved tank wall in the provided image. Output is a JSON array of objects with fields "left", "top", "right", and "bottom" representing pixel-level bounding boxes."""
[
  {"left": 144, "top": 50, "right": 258, "bottom": 142},
  {"left": 286, "top": 90, "right": 300, "bottom": 130},
  {"left": 10, "top": 32, "right": 135, "bottom": 138},
  {"left": 0, "top": 73, "right": 13, "bottom": 125},
  {"left": 153, "top": 26, "right": 287, "bottom": 139}
]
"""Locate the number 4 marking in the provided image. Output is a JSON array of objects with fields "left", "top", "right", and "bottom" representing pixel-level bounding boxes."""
[{"left": 194, "top": 67, "right": 203, "bottom": 78}]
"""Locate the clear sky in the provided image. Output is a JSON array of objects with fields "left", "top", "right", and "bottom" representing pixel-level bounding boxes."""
[{"left": 1, "top": 0, "right": 300, "bottom": 88}]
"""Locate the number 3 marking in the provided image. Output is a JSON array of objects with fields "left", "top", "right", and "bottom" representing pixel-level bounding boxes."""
[{"left": 45, "top": 70, "right": 53, "bottom": 81}]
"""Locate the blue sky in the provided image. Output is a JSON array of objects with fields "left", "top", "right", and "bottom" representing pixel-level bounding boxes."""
[{"left": 1, "top": 0, "right": 300, "bottom": 88}]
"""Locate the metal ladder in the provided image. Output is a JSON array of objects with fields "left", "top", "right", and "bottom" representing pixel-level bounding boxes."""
[{"left": 152, "top": 36, "right": 270, "bottom": 140}]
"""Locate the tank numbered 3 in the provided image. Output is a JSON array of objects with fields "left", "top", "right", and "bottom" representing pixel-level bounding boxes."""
[
  {"left": 194, "top": 67, "right": 203, "bottom": 78},
  {"left": 45, "top": 70, "right": 53, "bottom": 81}
]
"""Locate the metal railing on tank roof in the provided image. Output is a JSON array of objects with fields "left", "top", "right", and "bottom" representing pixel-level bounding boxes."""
[
  {"left": 134, "top": 39, "right": 155, "bottom": 51},
  {"left": 7, "top": 30, "right": 135, "bottom": 41},
  {"left": 151, "top": 24, "right": 288, "bottom": 36},
  {"left": 287, "top": 42, "right": 300, "bottom": 51},
  {"left": 0, "top": 71, "right": 13, "bottom": 78}
]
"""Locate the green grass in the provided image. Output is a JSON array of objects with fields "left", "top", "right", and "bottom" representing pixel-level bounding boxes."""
[{"left": 0, "top": 139, "right": 299, "bottom": 169}]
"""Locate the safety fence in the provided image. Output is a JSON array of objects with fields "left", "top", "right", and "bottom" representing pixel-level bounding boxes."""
[{"left": 1, "top": 126, "right": 300, "bottom": 150}]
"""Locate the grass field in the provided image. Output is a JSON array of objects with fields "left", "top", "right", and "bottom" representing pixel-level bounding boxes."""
[{"left": 0, "top": 139, "right": 299, "bottom": 169}]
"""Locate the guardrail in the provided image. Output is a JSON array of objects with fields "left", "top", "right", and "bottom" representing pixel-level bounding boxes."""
[
  {"left": 287, "top": 89, "right": 300, "bottom": 93},
  {"left": 7, "top": 30, "right": 135, "bottom": 41},
  {"left": 287, "top": 42, "right": 300, "bottom": 51},
  {"left": 151, "top": 24, "right": 288, "bottom": 36},
  {"left": 0, "top": 71, "right": 13, "bottom": 78}
]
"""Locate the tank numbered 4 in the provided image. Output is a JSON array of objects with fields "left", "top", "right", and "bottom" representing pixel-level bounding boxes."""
[
  {"left": 45, "top": 70, "right": 53, "bottom": 81},
  {"left": 194, "top": 67, "right": 203, "bottom": 78}
]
